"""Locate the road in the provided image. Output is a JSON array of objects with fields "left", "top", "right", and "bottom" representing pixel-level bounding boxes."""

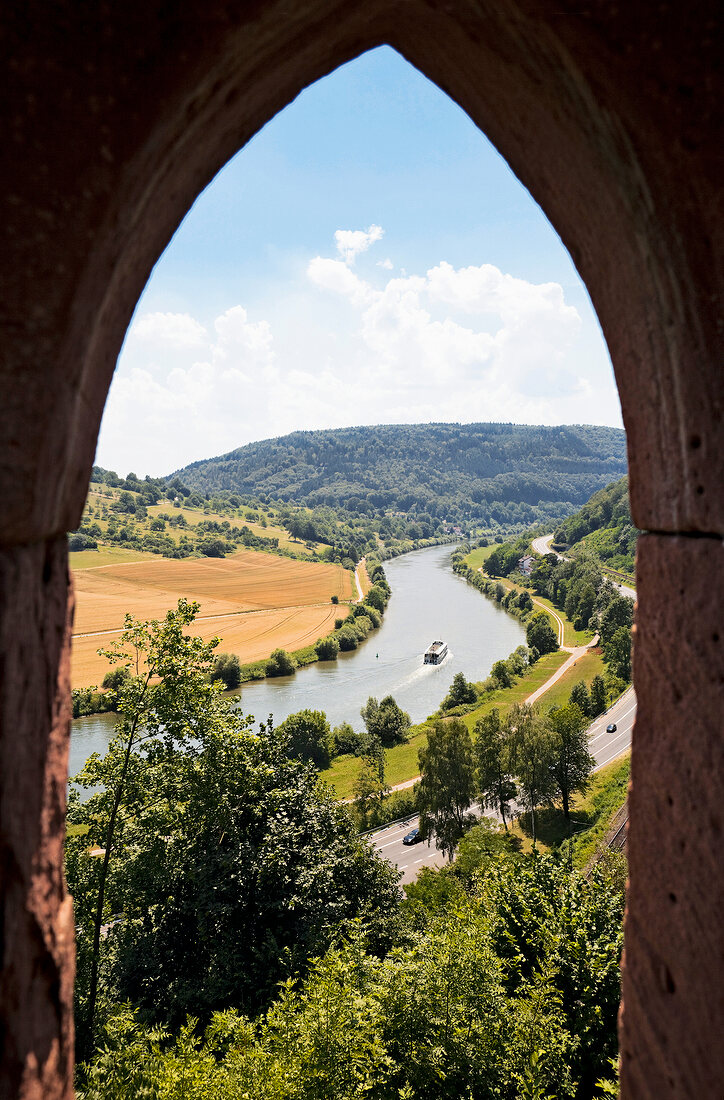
[
  {"left": 367, "top": 540, "right": 638, "bottom": 884},
  {"left": 368, "top": 686, "right": 636, "bottom": 883},
  {"left": 532, "top": 533, "right": 636, "bottom": 600},
  {"left": 368, "top": 816, "right": 448, "bottom": 884}
]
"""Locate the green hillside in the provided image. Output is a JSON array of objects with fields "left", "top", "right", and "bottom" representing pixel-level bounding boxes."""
[
  {"left": 172, "top": 422, "right": 627, "bottom": 531},
  {"left": 552, "top": 475, "right": 637, "bottom": 575}
]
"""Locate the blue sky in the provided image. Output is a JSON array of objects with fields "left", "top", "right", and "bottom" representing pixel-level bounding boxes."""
[{"left": 97, "top": 46, "right": 620, "bottom": 478}]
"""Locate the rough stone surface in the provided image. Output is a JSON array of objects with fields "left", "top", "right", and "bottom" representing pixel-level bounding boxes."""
[
  {"left": 622, "top": 534, "right": 724, "bottom": 1098},
  {"left": 0, "top": 3, "right": 722, "bottom": 1096},
  {"left": 0, "top": 539, "right": 75, "bottom": 1099}
]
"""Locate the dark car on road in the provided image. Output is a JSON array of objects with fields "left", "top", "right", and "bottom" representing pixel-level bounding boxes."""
[
  {"left": 403, "top": 828, "right": 422, "bottom": 845},
  {"left": 606, "top": 722, "right": 617, "bottom": 733}
]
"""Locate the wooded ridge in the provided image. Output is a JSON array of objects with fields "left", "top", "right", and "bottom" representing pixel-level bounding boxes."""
[{"left": 172, "top": 422, "right": 627, "bottom": 530}]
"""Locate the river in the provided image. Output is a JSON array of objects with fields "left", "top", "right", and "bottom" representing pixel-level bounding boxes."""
[{"left": 69, "top": 544, "right": 526, "bottom": 776}]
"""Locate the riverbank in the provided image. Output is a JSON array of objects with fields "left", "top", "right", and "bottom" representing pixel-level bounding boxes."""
[{"left": 69, "top": 544, "right": 526, "bottom": 775}]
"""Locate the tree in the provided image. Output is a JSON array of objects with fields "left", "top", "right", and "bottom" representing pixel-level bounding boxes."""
[
  {"left": 546, "top": 703, "right": 594, "bottom": 823},
  {"left": 589, "top": 673, "right": 607, "bottom": 717},
  {"left": 491, "top": 659, "right": 512, "bottom": 688},
  {"left": 353, "top": 736, "right": 389, "bottom": 828},
  {"left": 441, "top": 671, "right": 478, "bottom": 710},
  {"left": 68, "top": 599, "right": 228, "bottom": 1058},
  {"left": 265, "top": 647, "right": 296, "bottom": 677},
  {"left": 365, "top": 584, "right": 387, "bottom": 612},
  {"left": 605, "top": 625, "right": 632, "bottom": 681},
  {"left": 526, "top": 611, "right": 558, "bottom": 655},
  {"left": 66, "top": 651, "right": 401, "bottom": 1050},
  {"left": 211, "top": 651, "right": 241, "bottom": 689},
  {"left": 485, "top": 549, "right": 503, "bottom": 576},
  {"left": 598, "top": 593, "right": 634, "bottom": 647},
  {"left": 315, "top": 634, "right": 340, "bottom": 660},
  {"left": 569, "top": 679, "right": 591, "bottom": 717},
  {"left": 199, "top": 537, "right": 226, "bottom": 557},
  {"left": 417, "top": 719, "right": 476, "bottom": 858},
  {"left": 474, "top": 708, "right": 516, "bottom": 830},
  {"left": 331, "top": 721, "right": 363, "bottom": 756},
  {"left": 360, "top": 695, "right": 411, "bottom": 747},
  {"left": 276, "top": 708, "right": 333, "bottom": 769},
  {"left": 505, "top": 703, "right": 555, "bottom": 847}
]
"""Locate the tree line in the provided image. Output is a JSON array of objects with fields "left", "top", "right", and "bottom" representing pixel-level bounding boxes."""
[
  {"left": 173, "top": 421, "right": 627, "bottom": 534},
  {"left": 67, "top": 601, "right": 623, "bottom": 1098}
]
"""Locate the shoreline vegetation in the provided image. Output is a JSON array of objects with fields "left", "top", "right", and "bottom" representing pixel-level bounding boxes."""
[
  {"left": 323, "top": 534, "right": 632, "bottom": 839},
  {"left": 71, "top": 533, "right": 633, "bottom": 855}
]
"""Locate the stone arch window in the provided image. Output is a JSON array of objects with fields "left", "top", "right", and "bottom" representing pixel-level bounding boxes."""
[{"left": 1, "top": 5, "right": 721, "bottom": 1098}]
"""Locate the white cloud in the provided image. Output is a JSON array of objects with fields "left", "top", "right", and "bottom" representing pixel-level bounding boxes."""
[
  {"left": 97, "top": 229, "right": 619, "bottom": 477},
  {"left": 377, "top": 258, "right": 394, "bottom": 270},
  {"left": 131, "top": 311, "right": 208, "bottom": 349},
  {"left": 334, "top": 224, "right": 384, "bottom": 264}
]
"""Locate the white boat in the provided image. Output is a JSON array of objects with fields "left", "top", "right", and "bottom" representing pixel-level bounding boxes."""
[{"left": 424, "top": 640, "right": 448, "bottom": 665}]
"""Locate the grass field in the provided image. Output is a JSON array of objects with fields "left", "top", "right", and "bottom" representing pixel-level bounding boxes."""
[
  {"left": 71, "top": 549, "right": 353, "bottom": 688},
  {"left": 69, "top": 546, "right": 160, "bottom": 569},
  {"left": 463, "top": 543, "right": 505, "bottom": 570},
  {"left": 533, "top": 648, "right": 605, "bottom": 712}
]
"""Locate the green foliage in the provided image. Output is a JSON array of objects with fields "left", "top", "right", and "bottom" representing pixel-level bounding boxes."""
[
  {"left": 68, "top": 658, "right": 400, "bottom": 1058},
  {"left": 174, "top": 422, "right": 627, "bottom": 535},
  {"left": 361, "top": 695, "right": 411, "bottom": 747},
  {"left": 505, "top": 704, "right": 556, "bottom": 847},
  {"left": 265, "top": 647, "right": 296, "bottom": 677},
  {"left": 81, "top": 855, "right": 624, "bottom": 1100},
  {"left": 546, "top": 703, "right": 594, "bottom": 822},
  {"left": 276, "top": 708, "right": 333, "bottom": 769},
  {"left": 474, "top": 708, "right": 516, "bottom": 830},
  {"left": 569, "top": 679, "right": 591, "bottom": 717},
  {"left": 72, "top": 686, "right": 116, "bottom": 718},
  {"left": 210, "top": 651, "right": 242, "bottom": 689},
  {"left": 418, "top": 719, "right": 476, "bottom": 857},
  {"left": 526, "top": 612, "right": 559, "bottom": 656},
  {"left": 365, "top": 584, "right": 388, "bottom": 612},
  {"left": 554, "top": 476, "right": 637, "bottom": 574},
  {"left": 441, "top": 671, "right": 478, "bottom": 711},
  {"left": 589, "top": 674, "right": 607, "bottom": 717},
  {"left": 314, "top": 634, "right": 340, "bottom": 660}
]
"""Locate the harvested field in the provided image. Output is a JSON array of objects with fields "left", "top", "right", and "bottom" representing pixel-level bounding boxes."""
[{"left": 71, "top": 550, "right": 353, "bottom": 688}]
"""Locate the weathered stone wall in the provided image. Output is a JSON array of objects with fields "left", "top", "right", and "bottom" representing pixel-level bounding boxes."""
[{"left": 0, "top": 3, "right": 721, "bottom": 1096}]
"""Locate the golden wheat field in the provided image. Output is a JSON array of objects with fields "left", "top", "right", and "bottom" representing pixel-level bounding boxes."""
[{"left": 71, "top": 550, "right": 353, "bottom": 688}]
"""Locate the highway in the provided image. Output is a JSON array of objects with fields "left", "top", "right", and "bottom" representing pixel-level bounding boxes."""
[{"left": 368, "top": 686, "right": 636, "bottom": 884}]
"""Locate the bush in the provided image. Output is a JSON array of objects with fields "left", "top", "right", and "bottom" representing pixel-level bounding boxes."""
[
  {"left": 337, "top": 626, "right": 359, "bottom": 652},
  {"left": 365, "top": 585, "right": 387, "bottom": 612},
  {"left": 276, "top": 709, "right": 333, "bottom": 769},
  {"left": 331, "top": 722, "right": 365, "bottom": 757},
  {"left": 361, "top": 604, "right": 381, "bottom": 628},
  {"left": 331, "top": 594, "right": 339, "bottom": 604},
  {"left": 199, "top": 538, "right": 227, "bottom": 557},
  {"left": 211, "top": 652, "right": 242, "bottom": 689},
  {"left": 68, "top": 532, "right": 98, "bottom": 551},
  {"left": 315, "top": 635, "right": 340, "bottom": 661},
  {"left": 266, "top": 648, "right": 296, "bottom": 677},
  {"left": 102, "top": 666, "right": 132, "bottom": 692}
]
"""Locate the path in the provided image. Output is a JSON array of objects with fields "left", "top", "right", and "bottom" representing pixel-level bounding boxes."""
[
  {"left": 353, "top": 557, "right": 365, "bottom": 603},
  {"left": 524, "top": 634, "right": 599, "bottom": 705}
]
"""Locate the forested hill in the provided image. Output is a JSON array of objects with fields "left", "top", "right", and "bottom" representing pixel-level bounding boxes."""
[
  {"left": 173, "top": 422, "right": 626, "bottom": 528},
  {"left": 553, "top": 475, "right": 637, "bottom": 574}
]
